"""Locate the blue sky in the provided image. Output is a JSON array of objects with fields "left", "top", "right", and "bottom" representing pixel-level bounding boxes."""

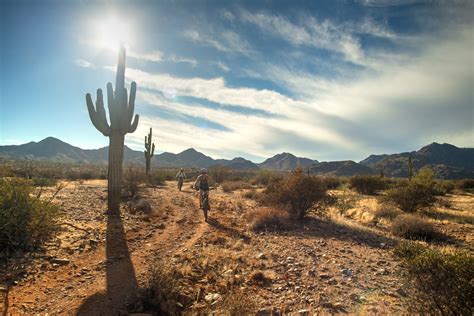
[{"left": 0, "top": 0, "right": 473, "bottom": 162}]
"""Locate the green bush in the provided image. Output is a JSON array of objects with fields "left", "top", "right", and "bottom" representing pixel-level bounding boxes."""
[
  {"left": 349, "top": 175, "right": 386, "bottom": 195},
  {"left": 434, "top": 180, "right": 455, "bottom": 195},
  {"left": 390, "top": 214, "right": 439, "bottom": 240},
  {"left": 394, "top": 241, "right": 474, "bottom": 315},
  {"left": 0, "top": 178, "right": 61, "bottom": 255},
  {"left": 385, "top": 183, "right": 437, "bottom": 212},
  {"left": 261, "top": 168, "right": 330, "bottom": 219}
]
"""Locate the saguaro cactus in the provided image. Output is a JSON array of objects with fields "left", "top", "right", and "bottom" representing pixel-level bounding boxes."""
[
  {"left": 408, "top": 154, "right": 413, "bottom": 181},
  {"left": 85, "top": 45, "right": 139, "bottom": 213},
  {"left": 144, "top": 127, "right": 155, "bottom": 176}
]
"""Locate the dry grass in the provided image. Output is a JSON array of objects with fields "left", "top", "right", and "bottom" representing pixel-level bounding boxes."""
[{"left": 221, "top": 180, "right": 252, "bottom": 192}]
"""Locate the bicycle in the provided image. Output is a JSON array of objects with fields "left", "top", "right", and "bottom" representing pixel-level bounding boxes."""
[
  {"left": 200, "top": 190, "right": 209, "bottom": 222},
  {"left": 177, "top": 177, "right": 184, "bottom": 191}
]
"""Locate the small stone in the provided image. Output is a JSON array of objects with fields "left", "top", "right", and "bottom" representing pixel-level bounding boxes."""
[
  {"left": 257, "top": 253, "right": 267, "bottom": 260},
  {"left": 319, "top": 274, "right": 331, "bottom": 280},
  {"left": 257, "top": 307, "right": 273, "bottom": 315},
  {"left": 341, "top": 268, "right": 352, "bottom": 276},
  {"left": 51, "top": 258, "right": 70, "bottom": 265},
  {"left": 296, "top": 309, "right": 310, "bottom": 315}
]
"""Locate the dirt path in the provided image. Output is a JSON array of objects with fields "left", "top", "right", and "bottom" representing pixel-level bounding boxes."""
[{"left": 6, "top": 181, "right": 208, "bottom": 315}]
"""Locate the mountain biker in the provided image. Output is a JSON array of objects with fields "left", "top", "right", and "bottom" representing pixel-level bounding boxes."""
[
  {"left": 194, "top": 168, "right": 211, "bottom": 211},
  {"left": 176, "top": 168, "right": 186, "bottom": 191}
]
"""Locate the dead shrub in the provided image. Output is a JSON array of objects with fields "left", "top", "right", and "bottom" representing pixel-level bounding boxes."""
[
  {"left": 349, "top": 175, "right": 386, "bottom": 195},
  {"left": 128, "top": 261, "right": 184, "bottom": 315},
  {"left": 221, "top": 180, "right": 252, "bottom": 192},
  {"left": 250, "top": 208, "right": 289, "bottom": 232},
  {"left": 390, "top": 214, "right": 440, "bottom": 241},
  {"left": 122, "top": 164, "right": 146, "bottom": 201},
  {"left": 132, "top": 198, "right": 152, "bottom": 215},
  {"left": 374, "top": 207, "right": 402, "bottom": 221},
  {"left": 261, "top": 168, "right": 330, "bottom": 219},
  {"left": 249, "top": 271, "right": 271, "bottom": 286},
  {"left": 215, "top": 289, "right": 257, "bottom": 315},
  {"left": 394, "top": 241, "right": 474, "bottom": 315}
]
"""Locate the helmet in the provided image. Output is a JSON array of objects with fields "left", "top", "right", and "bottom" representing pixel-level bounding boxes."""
[{"left": 200, "top": 168, "right": 207, "bottom": 174}]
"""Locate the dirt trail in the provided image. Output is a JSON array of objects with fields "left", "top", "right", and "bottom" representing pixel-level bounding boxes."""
[{"left": 6, "top": 181, "right": 208, "bottom": 315}]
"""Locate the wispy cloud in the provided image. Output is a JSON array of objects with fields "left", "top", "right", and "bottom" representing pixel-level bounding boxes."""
[
  {"left": 183, "top": 29, "right": 253, "bottom": 55},
  {"left": 75, "top": 59, "right": 95, "bottom": 68}
]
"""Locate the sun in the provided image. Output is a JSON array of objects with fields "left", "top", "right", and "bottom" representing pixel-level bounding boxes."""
[{"left": 95, "top": 15, "right": 131, "bottom": 51}]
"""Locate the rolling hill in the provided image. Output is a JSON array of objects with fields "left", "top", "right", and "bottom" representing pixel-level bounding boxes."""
[{"left": 1, "top": 138, "right": 473, "bottom": 178}]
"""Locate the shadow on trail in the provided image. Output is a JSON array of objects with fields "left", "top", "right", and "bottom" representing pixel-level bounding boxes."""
[
  {"left": 267, "top": 216, "right": 397, "bottom": 249},
  {"left": 76, "top": 212, "right": 138, "bottom": 315},
  {"left": 207, "top": 218, "right": 251, "bottom": 243}
]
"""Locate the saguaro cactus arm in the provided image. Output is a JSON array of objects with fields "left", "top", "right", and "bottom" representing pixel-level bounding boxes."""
[{"left": 86, "top": 89, "right": 111, "bottom": 136}]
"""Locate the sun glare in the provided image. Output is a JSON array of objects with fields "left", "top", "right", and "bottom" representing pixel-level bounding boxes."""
[{"left": 95, "top": 16, "right": 131, "bottom": 51}]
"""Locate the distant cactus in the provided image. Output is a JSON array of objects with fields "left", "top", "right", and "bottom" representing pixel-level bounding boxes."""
[
  {"left": 144, "top": 127, "right": 155, "bottom": 176},
  {"left": 85, "top": 45, "right": 139, "bottom": 213},
  {"left": 408, "top": 154, "right": 414, "bottom": 181}
]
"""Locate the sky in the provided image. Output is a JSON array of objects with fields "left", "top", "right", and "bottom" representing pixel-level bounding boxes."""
[{"left": 0, "top": 0, "right": 473, "bottom": 162}]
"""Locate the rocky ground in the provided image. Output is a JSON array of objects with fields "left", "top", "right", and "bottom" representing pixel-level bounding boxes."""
[{"left": 1, "top": 180, "right": 473, "bottom": 315}]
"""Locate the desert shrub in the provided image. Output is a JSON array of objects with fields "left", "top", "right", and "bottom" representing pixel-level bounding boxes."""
[
  {"left": 122, "top": 165, "right": 146, "bottom": 201},
  {"left": 349, "top": 175, "right": 386, "bottom": 195},
  {"left": 261, "top": 168, "right": 330, "bottom": 219},
  {"left": 0, "top": 178, "right": 61, "bottom": 255},
  {"left": 31, "top": 177, "right": 58, "bottom": 187},
  {"left": 131, "top": 198, "right": 152, "bottom": 215},
  {"left": 390, "top": 214, "right": 439, "bottom": 241},
  {"left": 214, "top": 289, "right": 257, "bottom": 315},
  {"left": 455, "top": 178, "right": 474, "bottom": 191},
  {"left": 394, "top": 241, "right": 474, "bottom": 315},
  {"left": 221, "top": 180, "right": 252, "bottom": 192},
  {"left": 147, "top": 170, "right": 166, "bottom": 186},
  {"left": 130, "top": 261, "right": 184, "bottom": 314},
  {"left": 385, "top": 183, "right": 437, "bottom": 213},
  {"left": 242, "top": 188, "right": 261, "bottom": 200},
  {"left": 374, "top": 207, "right": 402, "bottom": 221},
  {"left": 250, "top": 208, "right": 289, "bottom": 232},
  {"left": 434, "top": 180, "right": 455, "bottom": 195},
  {"left": 251, "top": 169, "right": 283, "bottom": 186},
  {"left": 413, "top": 167, "right": 436, "bottom": 187},
  {"left": 319, "top": 176, "right": 343, "bottom": 190},
  {"left": 208, "top": 165, "right": 232, "bottom": 184}
]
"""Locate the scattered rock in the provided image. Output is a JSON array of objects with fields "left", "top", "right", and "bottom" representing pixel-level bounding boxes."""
[
  {"left": 257, "top": 253, "right": 267, "bottom": 260},
  {"left": 295, "top": 309, "right": 310, "bottom": 315},
  {"left": 204, "top": 293, "right": 222, "bottom": 305}
]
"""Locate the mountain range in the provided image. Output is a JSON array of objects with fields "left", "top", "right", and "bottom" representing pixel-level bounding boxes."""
[{"left": 0, "top": 137, "right": 473, "bottom": 179}]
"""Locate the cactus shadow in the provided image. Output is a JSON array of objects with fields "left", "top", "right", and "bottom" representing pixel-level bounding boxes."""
[{"left": 76, "top": 211, "right": 138, "bottom": 315}]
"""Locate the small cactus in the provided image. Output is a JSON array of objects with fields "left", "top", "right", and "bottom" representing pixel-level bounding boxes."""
[
  {"left": 144, "top": 127, "right": 155, "bottom": 176},
  {"left": 85, "top": 45, "right": 139, "bottom": 213}
]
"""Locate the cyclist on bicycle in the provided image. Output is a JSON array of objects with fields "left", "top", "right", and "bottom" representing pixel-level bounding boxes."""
[
  {"left": 194, "top": 168, "right": 211, "bottom": 211},
  {"left": 176, "top": 168, "right": 186, "bottom": 191}
]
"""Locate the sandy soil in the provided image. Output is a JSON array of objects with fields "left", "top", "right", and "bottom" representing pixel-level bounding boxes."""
[{"left": 2, "top": 180, "right": 473, "bottom": 315}]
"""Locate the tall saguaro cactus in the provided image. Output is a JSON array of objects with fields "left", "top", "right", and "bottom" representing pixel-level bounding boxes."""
[
  {"left": 144, "top": 127, "right": 155, "bottom": 176},
  {"left": 85, "top": 45, "right": 139, "bottom": 213}
]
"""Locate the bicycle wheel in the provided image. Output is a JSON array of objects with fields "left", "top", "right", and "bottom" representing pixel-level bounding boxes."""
[{"left": 202, "top": 196, "right": 209, "bottom": 221}]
